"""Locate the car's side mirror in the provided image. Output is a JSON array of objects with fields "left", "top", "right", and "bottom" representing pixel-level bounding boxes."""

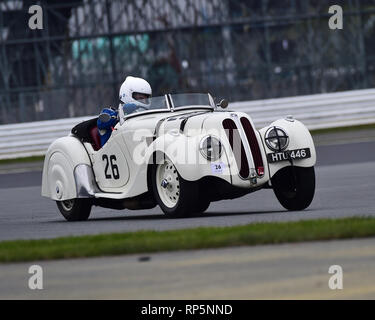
[
  {"left": 217, "top": 99, "right": 229, "bottom": 109},
  {"left": 99, "top": 113, "right": 111, "bottom": 123}
]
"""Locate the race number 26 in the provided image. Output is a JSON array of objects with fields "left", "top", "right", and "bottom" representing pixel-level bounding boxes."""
[{"left": 102, "top": 155, "right": 120, "bottom": 180}]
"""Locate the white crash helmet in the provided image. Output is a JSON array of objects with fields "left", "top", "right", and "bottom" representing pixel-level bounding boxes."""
[{"left": 119, "top": 76, "right": 152, "bottom": 107}]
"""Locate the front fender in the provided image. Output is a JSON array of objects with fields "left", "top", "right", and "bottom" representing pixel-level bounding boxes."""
[{"left": 259, "top": 118, "right": 316, "bottom": 178}]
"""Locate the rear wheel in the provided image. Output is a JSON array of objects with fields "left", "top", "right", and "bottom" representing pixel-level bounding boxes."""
[
  {"left": 151, "top": 156, "right": 197, "bottom": 218},
  {"left": 56, "top": 199, "right": 92, "bottom": 221},
  {"left": 272, "top": 166, "right": 315, "bottom": 211}
]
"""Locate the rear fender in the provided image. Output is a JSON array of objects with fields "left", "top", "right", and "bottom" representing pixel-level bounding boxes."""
[{"left": 41, "top": 136, "right": 98, "bottom": 200}]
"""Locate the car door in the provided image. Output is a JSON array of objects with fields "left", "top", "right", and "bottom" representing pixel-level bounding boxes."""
[{"left": 92, "top": 132, "right": 130, "bottom": 191}]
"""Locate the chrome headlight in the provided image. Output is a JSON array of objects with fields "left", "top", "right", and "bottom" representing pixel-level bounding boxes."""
[
  {"left": 199, "top": 136, "right": 222, "bottom": 161},
  {"left": 265, "top": 127, "right": 289, "bottom": 152}
]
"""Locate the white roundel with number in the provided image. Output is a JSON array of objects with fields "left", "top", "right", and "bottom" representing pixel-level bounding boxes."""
[{"left": 92, "top": 141, "right": 130, "bottom": 190}]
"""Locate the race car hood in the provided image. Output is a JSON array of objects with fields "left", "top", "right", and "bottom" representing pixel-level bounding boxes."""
[
  {"left": 122, "top": 108, "right": 254, "bottom": 139},
  {"left": 158, "top": 110, "right": 248, "bottom": 137}
]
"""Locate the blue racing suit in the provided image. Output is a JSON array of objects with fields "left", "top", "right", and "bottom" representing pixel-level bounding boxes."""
[
  {"left": 97, "top": 107, "right": 118, "bottom": 147},
  {"left": 97, "top": 104, "right": 140, "bottom": 147}
]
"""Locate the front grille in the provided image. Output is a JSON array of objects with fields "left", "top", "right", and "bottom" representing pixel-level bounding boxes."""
[
  {"left": 222, "top": 119, "right": 249, "bottom": 178},
  {"left": 240, "top": 117, "right": 264, "bottom": 176}
]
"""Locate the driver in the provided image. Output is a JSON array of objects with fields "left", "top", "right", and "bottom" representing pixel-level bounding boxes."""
[{"left": 97, "top": 76, "right": 152, "bottom": 147}]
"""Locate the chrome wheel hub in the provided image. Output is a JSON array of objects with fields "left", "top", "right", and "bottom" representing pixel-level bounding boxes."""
[
  {"left": 156, "top": 159, "right": 180, "bottom": 208},
  {"left": 61, "top": 199, "right": 74, "bottom": 211}
]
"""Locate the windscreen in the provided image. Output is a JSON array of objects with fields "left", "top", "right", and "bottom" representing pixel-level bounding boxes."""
[
  {"left": 170, "top": 93, "right": 212, "bottom": 109},
  {"left": 122, "top": 95, "right": 169, "bottom": 116}
]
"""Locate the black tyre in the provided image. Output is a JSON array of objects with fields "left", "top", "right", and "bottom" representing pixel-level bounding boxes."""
[
  {"left": 56, "top": 199, "right": 92, "bottom": 221},
  {"left": 192, "top": 195, "right": 211, "bottom": 214},
  {"left": 151, "top": 156, "right": 198, "bottom": 218},
  {"left": 271, "top": 166, "right": 315, "bottom": 211}
]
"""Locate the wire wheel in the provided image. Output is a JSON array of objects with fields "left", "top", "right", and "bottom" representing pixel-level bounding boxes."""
[
  {"left": 156, "top": 159, "right": 180, "bottom": 208},
  {"left": 151, "top": 154, "right": 198, "bottom": 218}
]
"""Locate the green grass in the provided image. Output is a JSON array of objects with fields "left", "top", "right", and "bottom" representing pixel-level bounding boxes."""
[
  {"left": 310, "top": 123, "right": 375, "bottom": 135},
  {"left": 0, "top": 155, "right": 44, "bottom": 165},
  {"left": 0, "top": 217, "right": 375, "bottom": 263}
]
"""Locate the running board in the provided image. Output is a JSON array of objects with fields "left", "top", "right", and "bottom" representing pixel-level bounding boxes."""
[{"left": 94, "top": 192, "right": 127, "bottom": 200}]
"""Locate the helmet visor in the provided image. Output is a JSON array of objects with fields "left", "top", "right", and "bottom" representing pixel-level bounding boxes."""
[{"left": 132, "top": 92, "right": 151, "bottom": 105}]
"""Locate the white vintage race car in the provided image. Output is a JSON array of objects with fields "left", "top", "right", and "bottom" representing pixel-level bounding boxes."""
[{"left": 41, "top": 93, "right": 316, "bottom": 221}]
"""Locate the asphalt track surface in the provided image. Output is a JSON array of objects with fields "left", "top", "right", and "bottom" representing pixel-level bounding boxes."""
[
  {"left": 1, "top": 238, "right": 374, "bottom": 299},
  {"left": 0, "top": 141, "right": 374, "bottom": 241}
]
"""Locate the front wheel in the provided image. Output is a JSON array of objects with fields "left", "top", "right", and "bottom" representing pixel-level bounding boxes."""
[
  {"left": 151, "top": 156, "right": 197, "bottom": 218},
  {"left": 56, "top": 199, "right": 92, "bottom": 221},
  {"left": 271, "top": 166, "right": 315, "bottom": 211},
  {"left": 192, "top": 195, "right": 211, "bottom": 214}
]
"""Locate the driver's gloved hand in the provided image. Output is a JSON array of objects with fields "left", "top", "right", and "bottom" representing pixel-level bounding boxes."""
[{"left": 98, "top": 107, "right": 118, "bottom": 130}]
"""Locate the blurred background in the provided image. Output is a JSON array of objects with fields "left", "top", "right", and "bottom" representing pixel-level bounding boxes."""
[{"left": 1, "top": 0, "right": 375, "bottom": 124}]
